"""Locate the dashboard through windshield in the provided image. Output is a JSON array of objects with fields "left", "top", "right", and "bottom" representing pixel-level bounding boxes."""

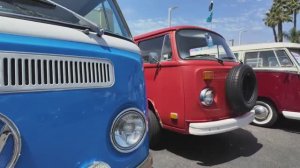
[{"left": 176, "top": 29, "right": 236, "bottom": 61}]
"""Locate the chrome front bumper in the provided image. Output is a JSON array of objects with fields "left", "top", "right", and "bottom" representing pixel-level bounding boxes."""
[
  {"left": 137, "top": 153, "right": 153, "bottom": 168},
  {"left": 189, "top": 111, "right": 255, "bottom": 135}
]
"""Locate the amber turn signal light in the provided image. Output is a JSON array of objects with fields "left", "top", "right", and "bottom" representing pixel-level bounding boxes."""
[
  {"left": 203, "top": 71, "right": 214, "bottom": 80},
  {"left": 170, "top": 113, "right": 178, "bottom": 120}
]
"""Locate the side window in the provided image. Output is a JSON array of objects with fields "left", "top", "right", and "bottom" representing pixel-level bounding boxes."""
[
  {"left": 84, "top": 1, "right": 129, "bottom": 38},
  {"left": 234, "top": 53, "right": 239, "bottom": 60},
  {"left": 275, "top": 50, "right": 293, "bottom": 67},
  {"left": 245, "top": 52, "right": 260, "bottom": 68},
  {"left": 138, "top": 34, "right": 171, "bottom": 63},
  {"left": 161, "top": 35, "right": 172, "bottom": 61},
  {"left": 259, "top": 50, "right": 279, "bottom": 67}
]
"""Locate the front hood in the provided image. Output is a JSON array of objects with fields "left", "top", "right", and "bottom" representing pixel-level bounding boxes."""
[{"left": 52, "top": 0, "right": 101, "bottom": 15}]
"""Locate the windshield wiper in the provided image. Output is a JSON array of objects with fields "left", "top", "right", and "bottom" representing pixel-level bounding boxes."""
[
  {"left": 32, "top": 0, "right": 56, "bottom": 8},
  {"left": 6, "top": 0, "right": 56, "bottom": 8},
  {"left": 221, "top": 56, "right": 235, "bottom": 60},
  {"left": 47, "top": 0, "right": 104, "bottom": 37},
  {"left": 186, "top": 54, "right": 215, "bottom": 58},
  {"left": 185, "top": 54, "right": 224, "bottom": 64}
]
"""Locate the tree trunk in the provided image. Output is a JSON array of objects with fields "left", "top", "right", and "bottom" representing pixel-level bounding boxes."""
[
  {"left": 294, "top": 11, "right": 297, "bottom": 30},
  {"left": 278, "top": 22, "right": 283, "bottom": 42},
  {"left": 272, "top": 26, "right": 278, "bottom": 42}
]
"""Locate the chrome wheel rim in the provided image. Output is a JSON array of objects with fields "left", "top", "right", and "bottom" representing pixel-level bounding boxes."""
[{"left": 254, "top": 105, "right": 269, "bottom": 121}]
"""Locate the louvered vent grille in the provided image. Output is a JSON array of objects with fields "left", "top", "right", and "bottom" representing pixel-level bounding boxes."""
[{"left": 0, "top": 52, "right": 114, "bottom": 92}]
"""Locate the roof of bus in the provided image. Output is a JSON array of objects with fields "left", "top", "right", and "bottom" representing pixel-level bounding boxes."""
[
  {"left": 230, "top": 42, "right": 300, "bottom": 52},
  {"left": 133, "top": 25, "right": 223, "bottom": 42}
]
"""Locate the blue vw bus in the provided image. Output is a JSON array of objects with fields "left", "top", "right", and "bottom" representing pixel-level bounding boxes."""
[{"left": 0, "top": 0, "right": 151, "bottom": 167}]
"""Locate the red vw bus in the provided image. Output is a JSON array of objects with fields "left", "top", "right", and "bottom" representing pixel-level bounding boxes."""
[
  {"left": 232, "top": 43, "right": 300, "bottom": 127},
  {"left": 134, "top": 26, "right": 257, "bottom": 147}
]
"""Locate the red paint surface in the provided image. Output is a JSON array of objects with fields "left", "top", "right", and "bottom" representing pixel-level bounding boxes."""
[
  {"left": 255, "top": 71, "right": 300, "bottom": 113},
  {"left": 135, "top": 26, "right": 240, "bottom": 134}
]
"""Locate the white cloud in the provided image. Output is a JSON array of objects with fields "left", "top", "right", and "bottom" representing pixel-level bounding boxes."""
[
  {"left": 127, "top": 14, "right": 265, "bottom": 37},
  {"left": 127, "top": 18, "right": 168, "bottom": 35},
  {"left": 127, "top": 17, "right": 192, "bottom": 35},
  {"left": 126, "top": 6, "right": 271, "bottom": 43},
  {"left": 127, "top": 5, "right": 268, "bottom": 34}
]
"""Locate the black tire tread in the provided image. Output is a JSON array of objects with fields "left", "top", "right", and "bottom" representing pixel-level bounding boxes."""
[
  {"left": 226, "top": 64, "right": 257, "bottom": 114},
  {"left": 148, "top": 109, "right": 162, "bottom": 149}
]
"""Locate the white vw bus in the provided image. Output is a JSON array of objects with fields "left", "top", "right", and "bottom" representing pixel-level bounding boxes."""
[{"left": 231, "top": 43, "right": 300, "bottom": 127}]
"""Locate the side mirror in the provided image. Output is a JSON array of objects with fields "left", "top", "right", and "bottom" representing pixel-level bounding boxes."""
[
  {"left": 162, "top": 51, "right": 172, "bottom": 61},
  {"left": 149, "top": 52, "right": 159, "bottom": 64}
]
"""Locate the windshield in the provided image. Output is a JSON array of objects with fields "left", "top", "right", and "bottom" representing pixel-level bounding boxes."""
[
  {"left": 176, "top": 29, "right": 236, "bottom": 61},
  {"left": 0, "top": 0, "right": 131, "bottom": 39},
  {"left": 83, "top": 0, "right": 131, "bottom": 39},
  {"left": 0, "top": 0, "right": 84, "bottom": 26},
  {"left": 289, "top": 48, "right": 300, "bottom": 66}
]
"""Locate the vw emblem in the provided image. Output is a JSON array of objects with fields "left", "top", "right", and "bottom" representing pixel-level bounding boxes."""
[{"left": 0, "top": 113, "right": 21, "bottom": 168}]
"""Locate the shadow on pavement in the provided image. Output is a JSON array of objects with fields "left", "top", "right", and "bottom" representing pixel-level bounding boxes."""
[
  {"left": 276, "top": 118, "right": 300, "bottom": 134},
  {"left": 152, "top": 129, "right": 262, "bottom": 166}
]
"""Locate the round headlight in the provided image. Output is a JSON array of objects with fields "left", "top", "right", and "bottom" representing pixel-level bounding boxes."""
[
  {"left": 110, "top": 108, "right": 147, "bottom": 153},
  {"left": 200, "top": 88, "right": 214, "bottom": 106}
]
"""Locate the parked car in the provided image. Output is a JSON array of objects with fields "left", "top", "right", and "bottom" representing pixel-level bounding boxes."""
[
  {"left": 231, "top": 43, "right": 300, "bottom": 127},
  {"left": 0, "top": 0, "right": 151, "bottom": 167},
  {"left": 134, "top": 26, "right": 257, "bottom": 148}
]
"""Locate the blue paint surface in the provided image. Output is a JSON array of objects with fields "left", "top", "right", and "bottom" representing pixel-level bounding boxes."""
[{"left": 0, "top": 33, "right": 148, "bottom": 168}]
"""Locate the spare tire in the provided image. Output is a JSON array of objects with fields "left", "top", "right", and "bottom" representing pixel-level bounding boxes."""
[{"left": 226, "top": 64, "right": 257, "bottom": 114}]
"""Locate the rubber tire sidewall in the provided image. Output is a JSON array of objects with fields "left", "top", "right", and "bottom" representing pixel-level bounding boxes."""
[
  {"left": 252, "top": 100, "right": 278, "bottom": 127},
  {"left": 226, "top": 64, "right": 257, "bottom": 114},
  {"left": 148, "top": 109, "right": 162, "bottom": 149}
]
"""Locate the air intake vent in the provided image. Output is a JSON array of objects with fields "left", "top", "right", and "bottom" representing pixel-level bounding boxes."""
[{"left": 0, "top": 52, "right": 114, "bottom": 93}]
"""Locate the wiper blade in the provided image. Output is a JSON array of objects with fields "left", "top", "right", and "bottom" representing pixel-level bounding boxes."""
[
  {"left": 6, "top": 0, "right": 56, "bottom": 8},
  {"left": 185, "top": 54, "right": 224, "bottom": 64},
  {"left": 221, "top": 56, "right": 235, "bottom": 60},
  {"left": 47, "top": 0, "right": 104, "bottom": 37},
  {"left": 186, "top": 54, "right": 215, "bottom": 58},
  {"left": 32, "top": 0, "right": 56, "bottom": 8}
]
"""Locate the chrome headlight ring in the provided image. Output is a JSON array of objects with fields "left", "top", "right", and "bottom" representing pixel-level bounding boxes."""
[
  {"left": 110, "top": 108, "right": 147, "bottom": 153},
  {"left": 200, "top": 88, "right": 214, "bottom": 106}
]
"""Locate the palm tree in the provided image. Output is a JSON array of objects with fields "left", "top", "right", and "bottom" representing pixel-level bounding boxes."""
[
  {"left": 264, "top": 10, "right": 278, "bottom": 42},
  {"left": 283, "top": 28, "right": 300, "bottom": 43},
  {"left": 272, "top": 0, "right": 293, "bottom": 42},
  {"left": 287, "top": 0, "right": 300, "bottom": 30},
  {"left": 276, "top": 0, "right": 292, "bottom": 41},
  {"left": 263, "top": 11, "right": 278, "bottom": 42}
]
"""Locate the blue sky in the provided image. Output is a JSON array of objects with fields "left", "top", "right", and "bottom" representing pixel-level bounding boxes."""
[{"left": 117, "top": 0, "right": 299, "bottom": 45}]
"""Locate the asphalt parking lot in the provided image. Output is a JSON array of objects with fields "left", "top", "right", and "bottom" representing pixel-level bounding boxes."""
[{"left": 151, "top": 119, "right": 300, "bottom": 168}]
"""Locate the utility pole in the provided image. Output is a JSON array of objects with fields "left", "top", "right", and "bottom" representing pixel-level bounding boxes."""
[
  {"left": 168, "top": 7, "right": 178, "bottom": 27},
  {"left": 238, "top": 30, "right": 247, "bottom": 45},
  {"left": 229, "top": 39, "right": 234, "bottom": 46}
]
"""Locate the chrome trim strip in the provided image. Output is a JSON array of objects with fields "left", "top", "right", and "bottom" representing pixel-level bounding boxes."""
[{"left": 253, "top": 68, "right": 299, "bottom": 74}]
